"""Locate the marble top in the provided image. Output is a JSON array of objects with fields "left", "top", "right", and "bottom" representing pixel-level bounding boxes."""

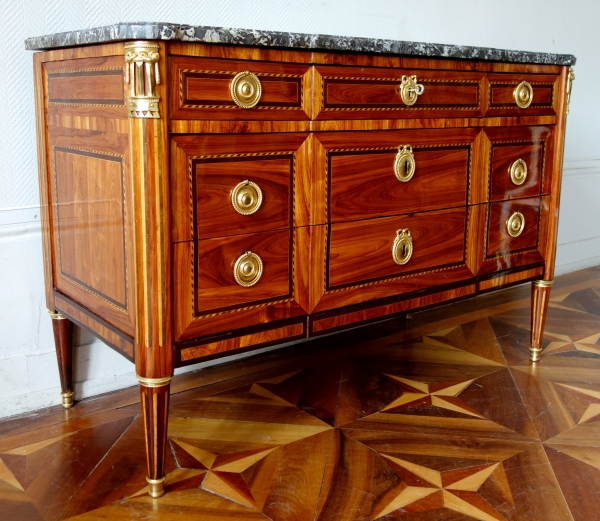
[{"left": 25, "top": 22, "right": 576, "bottom": 66}]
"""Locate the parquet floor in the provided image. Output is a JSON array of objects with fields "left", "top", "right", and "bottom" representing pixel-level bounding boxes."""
[{"left": 2, "top": 267, "right": 600, "bottom": 520}]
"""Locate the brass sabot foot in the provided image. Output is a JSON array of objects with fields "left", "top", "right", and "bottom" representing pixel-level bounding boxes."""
[
  {"left": 147, "top": 476, "right": 165, "bottom": 498},
  {"left": 61, "top": 391, "right": 74, "bottom": 409},
  {"left": 529, "top": 347, "right": 542, "bottom": 363}
]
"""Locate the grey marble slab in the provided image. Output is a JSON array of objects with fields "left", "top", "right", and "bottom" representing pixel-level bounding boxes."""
[{"left": 25, "top": 22, "right": 576, "bottom": 66}]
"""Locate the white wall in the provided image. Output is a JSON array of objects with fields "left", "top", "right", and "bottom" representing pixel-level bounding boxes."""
[{"left": 1, "top": 0, "right": 599, "bottom": 417}]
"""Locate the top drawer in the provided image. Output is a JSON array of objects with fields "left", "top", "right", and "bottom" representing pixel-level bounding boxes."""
[
  {"left": 313, "top": 65, "right": 485, "bottom": 120},
  {"left": 170, "top": 56, "right": 311, "bottom": 120},
  {"left": 486, "top": 73, "right": 559, "bottom": 116}
]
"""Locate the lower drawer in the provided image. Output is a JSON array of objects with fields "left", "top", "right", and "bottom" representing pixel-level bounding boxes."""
[
  {"left": 173, "top": 228, "right": 309, "bottom": 341},
  {"left": 329, "top": 207, "right": 466, "bottom": 288},
  {"left": 487, "top": 197, "right": 540, "bottom": 256}
]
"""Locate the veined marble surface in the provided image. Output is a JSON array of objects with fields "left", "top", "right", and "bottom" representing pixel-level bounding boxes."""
[{"left": 25, "top": 22, "right": 576, "bottom": 65}]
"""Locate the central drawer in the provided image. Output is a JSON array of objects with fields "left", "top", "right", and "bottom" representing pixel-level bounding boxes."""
[
  {"left": 315, "top": 128, "right": 477, "bottom": 223},
  {"left": 313, "top": 65, "right": 485, "bottom": 120},
  {"left": 328, "top": 207, "right": 467, "bottom": 288}
]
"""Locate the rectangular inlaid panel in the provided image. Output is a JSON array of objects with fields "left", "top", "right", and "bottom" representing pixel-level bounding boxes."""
[
  {"left": 313, "top": 65, "right": 485, "bottom": 120},
  {"left": 196, "top": 229, "right": 292, "bottom": 313},
  {"left": 486, "top": 73, "right": 558, "bottom": 117},
  {"left": 173, "top": 225, "right": 310, "bottom": 342},
  {"left": 171, "top": 133, "right": 310, "bottom": 242},
  {"left": 178, "top": 321, "right": 306, "bottom": 364},
  {"left": 54, "top": 147, "right": 128, "bottom": 310},
  {"left": 478, "top": 267, "right": 544, "bottom": 291},
  {"left": 311, "top": 284, "right": 476, "bottom": 334},
  {"left": 47, "top": 69, "right": 124, "bottom": 105},
  {"left": 314, "top": 128, "right": 477, "bottom": 224},
  {"left": 193, "top": 157, "right": 291, "bottom": 239},
  {"left": 487, "top": 197, "right": 541, "bottom": 257},
  {"left": 328, "top": 207, "right": 466, "bottom": 288},
  {"left": 491, "top": 143, "right": 543, "bottom": 201},
  {"left": 170, "top": 56, "right": 311, "bottom": 120}
]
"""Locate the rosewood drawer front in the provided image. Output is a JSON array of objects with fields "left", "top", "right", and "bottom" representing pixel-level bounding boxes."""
[
  {"left": 170, "top": 56, "right": 311, "bottom": 120},
  {"left": 173, "top": 227, "right": 310, "bottom": 341},
  {"left": 313, "top": 65, "right": 485, "bottom": 119},
  {"left": 484, "top": 125, "right": 555, "bottom": 201},
  {"left": 328, "top": 207, "right": 466, "bottom": 288},
  {"left": 486, "top": 73, "right": 559, "bottom": 116},
  {"left": 316, "top": 128, "right": 477, "bottom": 223},
  {"left": 487, "top": 197, "right": 541, "bottom": 257},
  {"left": 171, "top": 133, "right": 310, "bottom": 241}
]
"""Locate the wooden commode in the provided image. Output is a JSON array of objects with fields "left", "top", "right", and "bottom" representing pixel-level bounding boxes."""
[{"left": 26, "top": 23, "right": 576, "bottom": 498}]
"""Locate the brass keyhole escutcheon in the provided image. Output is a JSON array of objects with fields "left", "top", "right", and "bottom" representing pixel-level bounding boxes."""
[
  {"left": 234, "top": 251, "right": 263, "bottom": 287},
  {"left": 392, "top": 228, "right": 413, "bottom": 265},
  {"left": 506, "top": 212, "right": 525, "bottom": 238},
  {"left": 230, "top": 71, "right": 262, "bottom": 109},
  {"left": 509, "top": 159, "right": 528, "bottom": 186},
  {"left": 394, "top": 145, "right": 415, "bottom": 182},
  {"left": 231, "top": 180, "right": 263, "bottom": 215},
  {"left": 399, "top": 75, "right": 425, "bottom": 106},
  {"left": 514, "top": 81, "right": 533, "bottom": 109}
]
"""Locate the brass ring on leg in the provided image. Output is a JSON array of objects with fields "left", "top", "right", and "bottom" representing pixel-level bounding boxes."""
[
  {"left": 61, "top": 391, "right": 74, "bottom": 409},
  {"left": 529, "top": 348, "right": 542, "bottom": 362},
  {"left": 146, "top": 476, "right": 165, "bottom": 498}
]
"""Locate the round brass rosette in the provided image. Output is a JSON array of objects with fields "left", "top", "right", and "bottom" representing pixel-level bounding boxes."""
[
  {"left": 392, "top": 228, "right": 413, "bottom": 265},
  {"left": 230, "top": 71, "right": 262, "bottom": 109},
  {"left": 509, "top": 158, "right": 528, "bottom": 186},
  {"left": 514, "top": 81, "right": 533, "bottom": 109},
  {"left": 231, "top": 180, "right": 263, "bottom": 215},
  {"left": 506, "top": 212, "right": 525, "bottom": 238},
  {"left": 394, "top": 145, "right": 416, "bottom": 182},
  {"left": 234, "top": 251, "right": 263, "bottom": 287}
]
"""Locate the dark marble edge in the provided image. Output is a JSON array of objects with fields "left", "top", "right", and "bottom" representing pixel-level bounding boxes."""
[{"left": 25, "top": 22, "right": 576, "bottom": 66}]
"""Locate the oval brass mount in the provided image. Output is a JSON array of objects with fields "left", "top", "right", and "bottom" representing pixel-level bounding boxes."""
[
  {"left": 506, "top": 212, "right": 525, "bottom": 238},
  {"left": 514, "top": 81, "right": 533, "bottom": 109},
  {"left": 234, "top": 251, "right": 263, "bottom": 287},
  {"left": 392, "top": 228, "right": 413, "bottom": 265},
  {"left": 399, "top": 75, "right": 425, "bottom": 106},
  {"left": 509, "top": 159, "right": 528, "bottom": 186},
  {"left": 231, "top": 180, "right": 263, "bottom": 215},
  {"left": 230, "top": 71, "right": 262, "bottom": 109},
  {"left": 394, "top": 145, "right": 416, "bottom": 182}
]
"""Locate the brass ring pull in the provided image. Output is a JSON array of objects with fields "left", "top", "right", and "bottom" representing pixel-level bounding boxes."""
[
  {"left": 230, "top": 71, "right": 262, "bottom": 109},
  {"left": 392, "top": 228, "right": 413, "bottom": 265},
  {"left": 399, "top": 75, "right": 425, "bottom": 106},
  {"left": 506, "top": 212, "right": 525, "bottom": 237},
  {"left": 234, "top": 251, "right": 263, "bottom": 287},
  {"left": 231, "top": 180, "right": 263, "bottom": 215},
  {"left": 394, "top": 145, "right": 415, "bottom": 182},
  {"left": 509, "top": 159, "right": 527, "bottom": 186},
  {"left": 514, "top": 81, "right": 533, "bottom": 109}
]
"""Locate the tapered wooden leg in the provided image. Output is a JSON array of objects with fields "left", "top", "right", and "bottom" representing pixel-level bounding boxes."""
[
  {"left": 530, "top": 280, "right": 553, "bottom": 362},
  {"left": 49, "top": 311, "right": 74, "bottom": 408},
  {"left": 137, "top": 375, "right": 172, "bottom": 498}
]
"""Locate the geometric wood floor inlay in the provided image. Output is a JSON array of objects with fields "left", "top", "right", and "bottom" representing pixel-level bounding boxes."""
[{"left": 1, "top": 266, "right": 599, "bottom": 520}]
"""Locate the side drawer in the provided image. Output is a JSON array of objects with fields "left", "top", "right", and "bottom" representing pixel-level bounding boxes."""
[
  {"left": 329, "top": 207, "right": 466, "bottom": 288},
  {"left": 484, "top": 125, "right": 555, "bottom": 202},
  {"left": 313, "top": 65, "right": 485, "bottom": 120},
  {"left": 170, "top": 56, "right": 311, "bottom": 120},
  {"left": 486, "top": 73, "right": 559, "bottom": 117},
  {"left": 487, "top": 198, "right": 540, "bottom": 257},
  {"left": 315, "top": 128, "right": 477, "bottom": 223},
  {"left": 173, "top": 227, "right": 310, "bottom": 341},
  {"left": 171, "top": 133, "right": 310, "bottom": 241}
]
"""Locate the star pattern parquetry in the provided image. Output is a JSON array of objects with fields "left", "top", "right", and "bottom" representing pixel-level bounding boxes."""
[
  {"left": 372, "top": 456, "right": 512, "bottom": 520},
  {"left": 382, "top": 375, "right": 485, "bottom": 418}
]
